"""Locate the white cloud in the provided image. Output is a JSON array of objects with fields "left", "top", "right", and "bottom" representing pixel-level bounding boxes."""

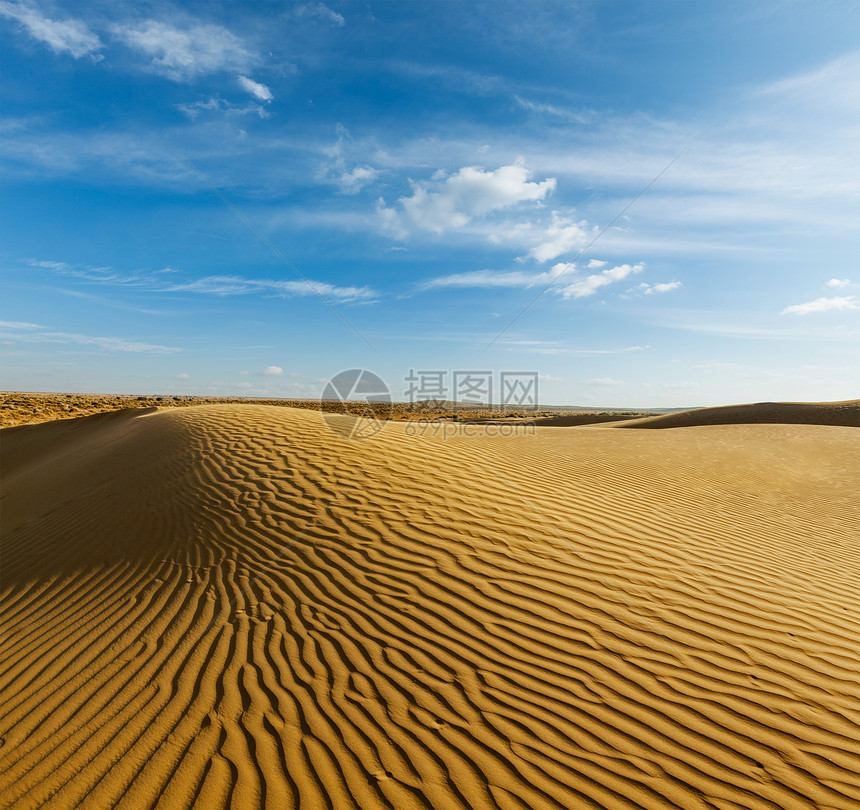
[
  {"left": 175, "top": 372, "right": 190, "bottom": 380},
  {"left": 0, "top": 322, "right": 179, "bottom": 353},
  {"left": 163, "top": 274, "right": 376, "bottom": 302},
  {"left": 417, "top": 261, "right": 641, "bottom": 300},
  {"left": 418, "top": 267, "right": 560, "bottom": 291},
  {"left": 649, "top": 281, "right": 681, "bottom": 294},
  {"left": 513, "top": 95, "right": 594, "bottom": 125},
  {"left": 781, "top": 296, "right": 859, "bottom": 315},
  {"left": 177, "top": 96, "right": 270, "bottom": 119},
  {"left": 0, "top": 1, "right": 102, "bottom": 58},
  {"left": 584, "top": 377, "right": 624, "bottom": 386},
  {"left": 379, "top": 163, "right": 555, "bottom": 235},
  {"left": 27, "top": 259, "right": 69, "bottom": 270},
  {"left": 758, "top": 51, "right": 860, "bottom": 115},
  {"left": 321, "top": 126, "right": 379, "bottom": 194},
  {"left": 261, "top": 365, "right": 283, "bottom": 376},
  {"left": 525, "top": 211, "right": 589, "bottom": 262},
  {"left": 112, "top": 20, "right": 255, "bottom": 81},
  {"left": 337, "top": 165, "right": 379, "bottom": 194},
  {"left": 633, "top": 280, "right": 682, "bottom": 295},
  {"left": 26, "top": 258, "right": 377, "bottom": 304},
  {"left": 295, "top": 3, "right": 345, "bottom": 27},
  {"left": 826, "top": 278, "right": 851, "bottom": 288},
  {"left": 559, "top": 263, "right": 644, "bottom": 299},
  {"left": 237, "top": 75, "right": 273, "bottom": 102}
]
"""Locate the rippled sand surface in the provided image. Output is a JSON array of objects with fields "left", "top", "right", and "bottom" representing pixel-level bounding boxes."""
[{"left": 2, "top": 404, "right": 858, "bottom": 809}]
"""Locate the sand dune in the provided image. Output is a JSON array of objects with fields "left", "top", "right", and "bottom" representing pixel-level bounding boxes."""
[
  {"left": 612, "top": 399, "right": 860, "bottom": 429},
  {"left": 2, "top": 405, "right": 859, "bottom": 809}
]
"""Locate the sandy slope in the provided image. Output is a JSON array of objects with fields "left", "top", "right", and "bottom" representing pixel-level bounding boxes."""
[
  {"left": 2, "top": 405, "right": 859, "bottom": 809},
  {"left": 612, "top": 399, "right": 860, "bottom": 429}
]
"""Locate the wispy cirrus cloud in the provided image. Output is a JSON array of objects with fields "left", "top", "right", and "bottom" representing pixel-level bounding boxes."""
[
  {"left": 25, "top": 258, "right": 378, "bottom": 303},
  {"left": 584, "top": 377, "right": 623, "bottom": 386},
  {"left": 111, "top": 19, "right": 256, "bottom": 81},
  {"left": 0, "top": 321, "right": 179, "bottom": 353},
  {"left": 161, "top": 274, "right": 376, "bottom": 302},
  {"left": 320, "top": 126, "right": 380, "bottom": 194},
  {"left": 0, "top": 1, "right": 102, "bottom": 58},
  {"left": 177, "top": 96, "right": 271, "bottom": 119},
  {"left": 417, "top": 259, "right": 644, "bottom": 300},
  {"left": 294, "top": 3, "right": 345, "bottom": 27},
  {"left": 237, "top": 75, "right": 273, "bottom": 102},
  {"left": 417, "top": 266, "right": 563, "bottom": 291},
  {"left": 781, "top": 296, "right": 859, "bottom": 316},
  {"left": 513, "top": 94, "right": 595, "bottom": 125}
]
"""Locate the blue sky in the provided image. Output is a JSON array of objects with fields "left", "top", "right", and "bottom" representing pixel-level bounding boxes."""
[{"left": 1, "top": 0, "right": 858, "bottom": 407}]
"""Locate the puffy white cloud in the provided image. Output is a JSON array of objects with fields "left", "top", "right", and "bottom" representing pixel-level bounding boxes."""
[
  {"left": 112, "top": 20, "right": 255, "bottom": 81},
  {"left": 633, "top": 280, "right": 682, "bottom": 295},
  {"left": 261, "top": 365, "right": 283, "bottom": 376},
  {"left": 237, "top": 75, "right": 273, "bottom": 102},
  {"left": 781, "top": 296, "right": 859, "bottom": 315},
  {"left": 559, "top": 263, "right": 644, "bottom": 299},
  {"left": 380, "top": 163, "right": 555, "bottom": 235},
  {"left": 175, "top": 372, "right": 190, "bottom": 380},
  {"left": 826, "top": 278, "right": 851, "bottom": 288},
  {"left": 0, "top": 1, "right": 102, "bottom": 58},
  {"left": 649, "top": 281, "right": 681, "bottom": 294},
  {"left": 337, "top": 165, "right": 378, "bottom": 194},
  {"left": 525, "top": 211, "right": 589, "bottom": 262},
  {"left": 295, "top": 3, "right": 345, "bottom": 26}
]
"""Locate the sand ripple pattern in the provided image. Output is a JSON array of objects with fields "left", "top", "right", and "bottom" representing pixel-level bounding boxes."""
[{"left": 2, "top": 405, "right": 859, "bottom": 809}]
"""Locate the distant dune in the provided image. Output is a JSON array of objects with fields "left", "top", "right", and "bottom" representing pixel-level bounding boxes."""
[
  {"left": 2, "top": 405, "right": 859, "bottom": 809},
  {"left": 612, "top": 399, "right": 860, "bottom": 429}
]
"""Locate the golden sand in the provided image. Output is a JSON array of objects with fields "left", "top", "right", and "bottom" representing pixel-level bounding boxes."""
[{"left": 2, "top": 404, "right": 858, "bottom": 808}]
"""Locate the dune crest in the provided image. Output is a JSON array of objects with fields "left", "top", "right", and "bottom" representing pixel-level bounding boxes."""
[
  {"left": 2, "top": 405, "right": 859, "bottom": 809},
  {"left": 612, "top": 399, "right": 860, "bottom": 429}
]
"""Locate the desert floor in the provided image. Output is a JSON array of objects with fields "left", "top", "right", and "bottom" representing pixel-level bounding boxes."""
[
  {"left": 0, "top": 392, "right": 654, "bottom": 429},
  {"left": 1, "top": 403, "right": 858, "bottom": 808}
]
